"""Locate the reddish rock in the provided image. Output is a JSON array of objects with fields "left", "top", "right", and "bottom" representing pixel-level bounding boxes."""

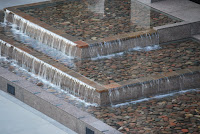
[
  {"left": 169, "top": 122, "right": 176, "bottom": 126},
  {"left": 111, "top": 65, "right": 117, "bottom": 69},
  {"left": 108, "top": 80, "right": 114, "bottom": 83},
  {"left": 168, "top": 69, "right": 173, "bottom": 72},
  {"left": 174, "top": 127, "right": 182, "bottom": 130},
  {"left": 166, "top": 105, "right": 173, "bottom": 109},
  {"left": 124, "top": 128, "right": 129, "bottom": 132},
  {"left": 147, "top": 69, "right": 153, "bottom": 72},
  {"left": 117, "top": 121, "right": 124, "bottom": 126},
  {"left": 184, "top": 109, "right": 189, "bottom": 112},
  {"left": 181, "top": 129, "right": 189, "bottom": 133},
  {"left": 171, "top": 64, "right": 176, "bottom": 67},
  {"left": 129, "top": 123, "right": 136, "bottom": 127},
  {"left": 163, "top": 117, "right": 169, "bottom": 122}
]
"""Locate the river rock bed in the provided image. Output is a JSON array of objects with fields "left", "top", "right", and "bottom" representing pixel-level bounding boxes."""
[
  {"left": 19, "top": 0, "right": 181, "bottom": 41},
  {"left": 87, "top": 90, "right": 200, "bottom": 134}
]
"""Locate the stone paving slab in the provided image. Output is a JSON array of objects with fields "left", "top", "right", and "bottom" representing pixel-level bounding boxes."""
[
  {"left": 0, "top": 0, "right": 49, "bottom": 10},
  {"left": 0, "top": 90, "right": 77, "bottom": 134},
  {"left": 169, "top": 7, "right": 200, "bottom": 22},
  {"left": 144, "top": 0, "right": 200, "bottom": 22}
]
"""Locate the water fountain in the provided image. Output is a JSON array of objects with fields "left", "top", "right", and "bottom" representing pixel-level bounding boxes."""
[
  {"left": 0, "top": 0, "right": 199, "bottom": 106},
  {"left": 1, "top": 0, "right": 200, "bottom": 134}
]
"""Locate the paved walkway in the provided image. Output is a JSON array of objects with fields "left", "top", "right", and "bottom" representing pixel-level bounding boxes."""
[
  {"left": 0, "top": 90, "right": 77, "bottom": 134},
  {"left": 145, "top": 0, "right": 200, "bottom": 22},
  {"left": 0, "top": 0, "right": 49, "bottom": 10}
]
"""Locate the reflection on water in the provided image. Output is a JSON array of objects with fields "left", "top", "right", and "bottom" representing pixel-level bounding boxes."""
[{"left": 86, "top": 0, "right": 105, "bottom": 16}]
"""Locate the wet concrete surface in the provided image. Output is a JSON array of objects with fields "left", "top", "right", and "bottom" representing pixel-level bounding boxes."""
[{"left": 0, "top": 0, "right": 50, "bottom": 10}]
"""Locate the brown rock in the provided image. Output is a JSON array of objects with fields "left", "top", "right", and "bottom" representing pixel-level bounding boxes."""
[
  {"left": 184, "top": 109, "right": 189, "bottom": 112},
  {"left": 129, "top": 123, "right": 136, "bottom": 127},
  {"left": 111, "top": 65, "right": 117, "bottom": 69},
  {"left": 166, "top": 105, "right": 173, "bottom": 109},
  {"left": 117, "top": 121, "right": 124, "bottom": 126},
  {"left": 169, "top": 122, "right": 176, "bottom": 126},
  {"left": 37, "top": 82, "right": 43, "bottom": 86},
  {"left": 124, "top": 128, "right": 129, "bottom": 132},
  {"left": 8, "top": 66, "right": 15, "bottom": 71},
  {"left": 181, "top": 129, "right": 189, "bottom": 133},
  {"left": 163, "top": 117, "right": 169, "bottom": 122}
]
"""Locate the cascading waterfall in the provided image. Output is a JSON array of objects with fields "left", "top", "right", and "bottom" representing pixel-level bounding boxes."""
[
  {"left": 3, "top": 10, "right": 160, "bottom": 60},
  {"left": 108, "top": 74, "right": 199, "bottom": 106},
  {"left": 3, "top": 10, "right": 10, "bottom": 25},
  {"left": 88, "top": 32, "right": 160, "bottom": 59},
  {"left": 9, "top": 25, "right": 76, "bottom": 65},
  {"left": 4, "top": 10, "right": 77, "bottom": 56},
  {"left": 0, "top": 39, "right": 98, "bottom": 103}
]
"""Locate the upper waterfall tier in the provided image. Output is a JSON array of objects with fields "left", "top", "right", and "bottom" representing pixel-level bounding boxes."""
[{"left": 3, "top": 0, "right": 181, "bottom": 59}]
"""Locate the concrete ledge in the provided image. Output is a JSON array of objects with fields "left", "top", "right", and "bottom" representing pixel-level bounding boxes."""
[
  {"left": 191, "top": 21, "right": 200, "bottom": 35},
  {"left": 0, "top": 66, "right": 121, "bottom": 134},
  {"left": 155, "top": 20, "right": 200, "bottom": 43},
  {"left": 154, "top": 21, "right": 192, "bottom": 43}
]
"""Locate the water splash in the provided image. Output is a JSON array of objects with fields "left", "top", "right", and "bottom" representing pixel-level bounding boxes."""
[
  {"left": 3, "top": 23, "right": 76, "bottom": 67},
  {"left": 91, "top": 44, "right": 161, "bottom": 60},
  {"left": 133, "top": 45, "right": 161, "bottom": 51}
]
